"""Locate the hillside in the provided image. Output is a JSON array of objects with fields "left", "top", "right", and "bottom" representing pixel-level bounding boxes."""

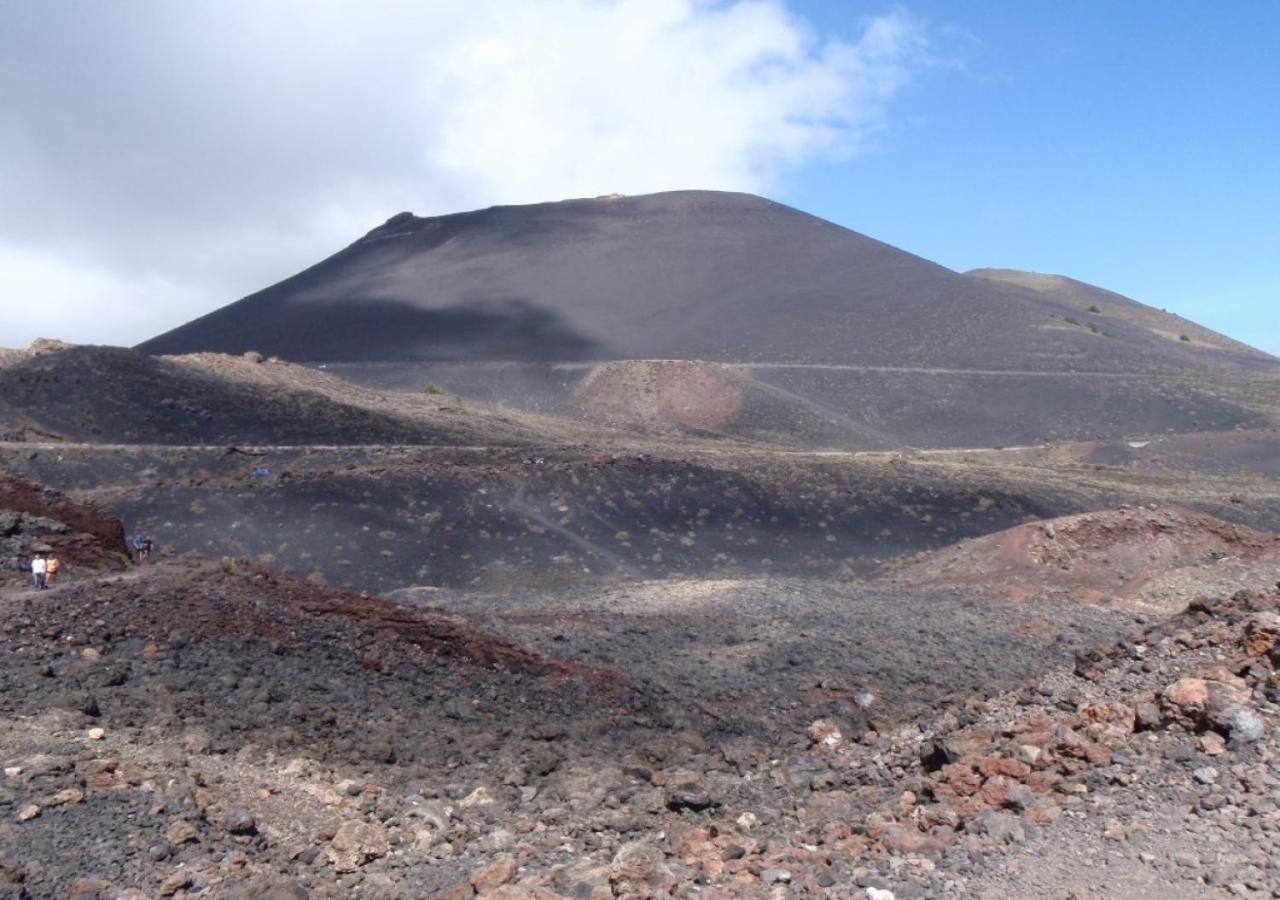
[
  {"left": 0, "top": 343, "right": 556, "bottom": 446},
  {"left": 140, "top": 191, "right": 1275, "bottom": 375},
  {"left": 966, "top": 268, "right": 1274, "bottom": 365}
]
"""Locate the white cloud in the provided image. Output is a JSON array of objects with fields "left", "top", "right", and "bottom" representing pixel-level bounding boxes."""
[
  {"left": 0, "top": 247, "right": 218, "bottom": 348},
  {"left": 0, "top": 1, "right": 929, "bottom": 348}
]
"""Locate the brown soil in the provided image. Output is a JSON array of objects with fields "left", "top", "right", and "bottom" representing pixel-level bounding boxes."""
[{"left": 573, "top": 360, "right": 746, "bottom": 431}]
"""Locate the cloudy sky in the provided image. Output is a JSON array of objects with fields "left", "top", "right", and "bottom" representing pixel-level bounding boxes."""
[{"left": 1, "top": 0, "right": 1276, "bottom": 353}]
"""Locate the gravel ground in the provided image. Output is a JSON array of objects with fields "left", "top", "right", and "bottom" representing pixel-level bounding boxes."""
[{"left": 3, "top": 557, "right": 1278, "bottom": 898}]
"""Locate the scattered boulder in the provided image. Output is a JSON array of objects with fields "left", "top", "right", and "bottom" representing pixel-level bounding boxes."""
[
  {"left": 222, "top": 808, "right": 258, "bottom": 836},
  {"left": 470, "top": 855, "right": 517, "bottom": 893},
  {"left": 327, "top": 820, "right": 389, "bottom": 873},
  {"left": 662, "top": 770, "right": 717, "bottom": 812},
  {"left": 969, "top": 810, "right": 1025, "bottom": 845},
  {"left": 1243, "top": 612, "right": 1280, "bottom": 656},
  {"left": 1162, "top": 677, "right": 1209, "bottom": 726}
]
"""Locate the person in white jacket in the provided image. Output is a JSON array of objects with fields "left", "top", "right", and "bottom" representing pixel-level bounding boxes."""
[{"left": 30, "top": 554, "right": 47, "bottom": 590}]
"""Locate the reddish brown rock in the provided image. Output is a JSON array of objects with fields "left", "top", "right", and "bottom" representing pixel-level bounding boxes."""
[
  {"left": 471, "top": 855, "right": 518, "bottom": 894},
  {"left": 939, "top": 763, "right": 982, "bottom": 796},
  {"left": 1199, "top": 733, "right": 1227, "bottom": 755},
  {"left": 977, "top": 757, "right": 1032, "bottom": 780},
  {"left": 1084, "top": 743, "right": 1113, "bottom": 765},
  {"left": 158, "top": 871, "right": 193, "bottom": 897},
  {"left": 328, "top": 819, "right": 389, "bottom": 873},
  {"left": 164, "top": 821, "right": 198, "bottom": 845},
  {"left": 1080, "top": 701, "right": 1137, "bottom": 743},
  {"left": 1050, "top": 726, "right": 1090, "bottom": 759},
  {"left": 807, "top": 718, "right": 844, "bottom": 750},
  {"left": 979, "top": 774, "right": 1022, "bottom": 809},
  {"left": 68, "top": 878, "right": 115, "bottom": 899},
  {"left": 1024, "top": 800, "right": 1061, "bottom": 826},
  {"left": 881, "top": 826, "right": 950, "bottom": 857},
  {"left": 1008, "top": 714, "right": 1057, "bottom": 735},
  {"left": 1018, "top": 729, "right": 1054, "bottom": 750},
  {"left": 1026, "top": 771, "right": 1063, "bottom": 794},
  {"left": 437, "top": 884, "right": 477, "bottom": 900},
  {"left": 49, "top": 788, "right": 85, "bottom": 806},
  {"left": 1162, "top": 677, "right": 1209, "bottom": 724},
  {"left": 918, "top": 804, "right": 962, "bottom": 831}
]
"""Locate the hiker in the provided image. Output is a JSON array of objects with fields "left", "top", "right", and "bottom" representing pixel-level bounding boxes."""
[
  {"left": 30, "top": 553, "right": 47, "bottom": 590},
  {"left": 131, "top": 534, "right": 151, "bottom": 563},
  {"left": 45, "top": 553, "right": 61, "bottom": 586}
]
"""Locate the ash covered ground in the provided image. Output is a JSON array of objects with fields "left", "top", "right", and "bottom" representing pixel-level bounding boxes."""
[{"left": 2, "top": 344, "right": 1280, "bottom": 898}]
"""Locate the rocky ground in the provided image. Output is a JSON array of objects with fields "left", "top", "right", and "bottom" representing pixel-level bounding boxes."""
[
  {"left": 2, "top": 344, "right": 1279, "bottom": 897},
  {"left": 2, "top": 550, "right": 1280, "bottom": 897}
]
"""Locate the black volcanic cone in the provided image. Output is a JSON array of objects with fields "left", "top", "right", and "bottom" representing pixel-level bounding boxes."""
[{"left": 140, "top": 190, "right": 1274, "bottom": 374}]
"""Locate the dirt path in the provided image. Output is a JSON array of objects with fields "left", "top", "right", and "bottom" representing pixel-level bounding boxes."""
[
  {"left": 534, "top": 360, "right": 1277, "bottom": 380},
  {"left": 0, "top": 560, "right": 170, "bottom": 606}
]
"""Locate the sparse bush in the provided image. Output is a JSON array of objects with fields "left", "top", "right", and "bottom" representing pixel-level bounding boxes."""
[
  {"left": 1180, "top": 334, "right": 1191, "bottom": 342},
  {"left": 1064, "top": 316, "right": 1080, "bottom": 326},
  {"left": 1087, "top": 305, "right": 1101, "bottom": 314},
  {"left": 422, "top": 383, "right": 442, "bottom": 395},
  {"left": 1087, "top": 322, "right": 1100, "bottom": 334},
  {"left": 1102, "top": 330, "right": 1117, "bottom": 338}
]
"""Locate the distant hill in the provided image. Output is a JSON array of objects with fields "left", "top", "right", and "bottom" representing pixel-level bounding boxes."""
[
  {"left": 140, "top": 191, "right": 1275, "bottom": 374},
  {"left": 0, "top": 344, "right": 552, "bottom": 446},
  {"left": 965, "top": 268, "right": 1273, "bottom": 365}
]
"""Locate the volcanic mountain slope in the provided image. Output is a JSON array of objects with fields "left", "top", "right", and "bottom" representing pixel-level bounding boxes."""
[
  {"left": 0, "top": 342, "right": 564, "bottom": 446},
  {"left": 140, "top": 190, "right": 1276, "bottom": 374},
  {"left": 967, "top": 267, "right": 1270, "bottom": 360},
  {"left": 138, "top": 190, "right": 1279, "bottom": 450}
]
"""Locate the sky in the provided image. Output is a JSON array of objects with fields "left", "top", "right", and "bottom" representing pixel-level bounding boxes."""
[{"left": 0, "top": 0, "right": 1276, "bottom": 354}]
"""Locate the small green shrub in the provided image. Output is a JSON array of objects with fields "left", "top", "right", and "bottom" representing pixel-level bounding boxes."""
[
  {"left": 423, "top": 383, "right": 443, "bottom": 395},
  {"left": 1179, "top": 334, "right": 1191, "bottom": 342},
  {"left": 1087, "top": 305, "right": 1101, "bottom": 313},
  {"left": 1064, "top": 316, "right": 1080, "bottom": 326}
]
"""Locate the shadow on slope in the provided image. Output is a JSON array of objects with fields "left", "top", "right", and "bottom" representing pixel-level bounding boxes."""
[{"left": 144, "top": 297, "right": 599, "bottom": 363}]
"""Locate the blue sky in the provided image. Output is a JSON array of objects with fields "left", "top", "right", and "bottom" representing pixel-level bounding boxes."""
[
  {"left": 1, "top": 1, "right": 1276, "bottom": 355},
  {"left": 785, "top": 1, "right": 1279, "bottom": 353}
]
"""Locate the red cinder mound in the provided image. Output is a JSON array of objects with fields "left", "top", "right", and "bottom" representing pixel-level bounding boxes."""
[
  {"left": 902, "top": 506, "right": 1280, "bottom": 601},
  {"left": 0, "top": 473, "right": 130, "bottom": 575},
  {"left": 574, "top": 360, "right": 746, "bottom": 431}
]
